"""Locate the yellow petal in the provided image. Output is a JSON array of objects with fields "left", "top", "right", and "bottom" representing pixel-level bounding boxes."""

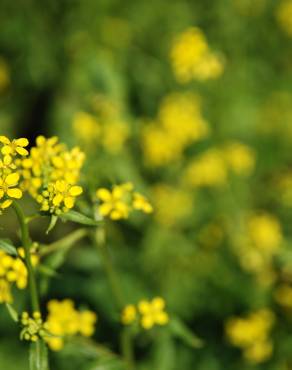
[
  {"left": 154, "top": 312, "right": 169, "bottom": 325},
  {"left": 152, "top": 297, "right": 165, "bottom": 310},
  {"left": 5, "top": 173, "right": 19, "bottom": 186},
  {"left": 7, "top": 188, "right": 22, "bottom": 199},
  {"left": 99, "top": 203, "right": 113, "bottom": 216},
  {"left": 55, "top": 180, "right": 66, "bottom": 192},
  {"left": 141, "top": 315, "right": 154, "bottom": 330},
  {"left": 0, "top": 190, "right": 4, "bottom": 199},
  {"left": 97, "top": 188, "right": 112, "bottom": 201},
  {"left": 1, "top": 199, "right": 12, "bottom": 209},
  {"left": 16, "top": 147, "right": 29, "bottom": 156},
  {"left": 64, "top": 196, "right": 74, "bottom": 209},
  {"left": 53, "top": 194, "right": 63, "bottom": 206},
  {"left": 69, "top": 186, "right": 83, "bottom": 196},
  {"left": 1, "top": 145, "right": 12, "bottom": 155},
  {"left": 3, "top": 155, "right": 12, "bottom": 165},
  {"left": 14, "top": 138, "right": 29, "bottom": 147},
  {"left": 138, "top": 301, "right": 151, "bottom": 314},
  {"left": 0, "top": 136, "right": 10, "bottom": 144}
]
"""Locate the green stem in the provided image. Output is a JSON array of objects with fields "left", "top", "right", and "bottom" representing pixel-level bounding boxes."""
[
  {"left": 93, "top": 227, "right": 124, "bottom": 310},
  {"left": 40, "top": 228, "right": 87, "bottom": 256},
  {"left": 121, "top": 329, "right": 135, "bottom": 370},
  {"left": 12, "top": 202, "right": 40, "bottom": 312},
  {"left": 92, "top": 226, "right": 135, "bottom": 370}
]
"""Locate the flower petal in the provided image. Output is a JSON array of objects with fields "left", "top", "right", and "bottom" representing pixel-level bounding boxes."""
[
  {"left": 16, "top": 147, "right": 29, "bottom": 156},
  {"left": 96, "top": 188, "right": 112, "bottom": 201},
  {"left": 14, "top": 138, "right": 29, "bottom": 147},
  {"left": 7, "top": 188, "right": 22, "bottom": 199},
  {"left": 5, "top": 173, "right": 19, "bottom": 186},
  {"left": 69, "top": 186, "right": 83, "bottom": 196}
]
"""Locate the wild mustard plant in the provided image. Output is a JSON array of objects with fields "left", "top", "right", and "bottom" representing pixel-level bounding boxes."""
[{"left": 0, "top": 134, "right": 196, "bottom": 370}]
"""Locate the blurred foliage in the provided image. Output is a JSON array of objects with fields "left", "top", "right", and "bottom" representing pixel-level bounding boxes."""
[{"left": 2, "top": 0, "right": 292, "bottom": 369}]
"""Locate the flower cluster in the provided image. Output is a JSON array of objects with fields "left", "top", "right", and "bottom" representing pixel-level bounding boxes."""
[
  {"left": 0, "top": 136, "right": 28, "bottom": 213},
  {"left": 44, "top": 299, "right": 97, "bottom": 351},
  {"left": 225, "top": 309, "right": 275, "bottom": 363},
  {"left": 142, "top": 93, "right": 209, "bottom": 167},
  {"left": 183, "top": 142, "right": 255, "bottom": 188},
  {"left": 170, "top": 27, "right": 224, "bottom": 83},
  {"left": 73, "top": 95, "right": 129, "bottom": 154},
  {"left": 96, "top": 182, "right": 153, "bottom": 220},
  {"left": 0, "top": 250, "right": 28, "bottom": 303},
  {"left": 20, "top": 312, "right": 46, "bottom": 342},
  {"left": 20, "top": 136, "right": 85, "bottom": 215},
  {"left": 235, "top": 213, "right": 282, "bottom": 284},
  {"left": 121, "top": 297, "right": 169, "bottom": 330}
]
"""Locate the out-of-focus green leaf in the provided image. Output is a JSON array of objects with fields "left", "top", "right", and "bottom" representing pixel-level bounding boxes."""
[
  {"left": 60, "top": 211, "right": 101, "bottom": 226},
  {"left": 168, "top": 317, "right": 204, "bottom": 348},
  {"left": 0, "top": 239, "right": 17, "bottom": 256}
]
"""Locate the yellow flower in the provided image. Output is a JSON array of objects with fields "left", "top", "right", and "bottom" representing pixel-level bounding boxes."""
[
  {"left": 132, "top": 192, "right": 153, "bottom": 214},
  {"left": 141, "top": 93, "right": 210, "bottom": 167},
  {"left": 20, "top": 136, "right": 85, "bottom": 215},
  {"left": 96, "top": 183, "right": 152, "bottom": 220},
  {"left": 0, "top": 172, "right": 22, "bottom": 200},
  {"left": 170, "top": 27, "right": 224, "bottom": 83},
  {"left": 0, "top": 136, "right": 29, "bottom": 158},
  {"left": 0, "top": 250, "right": 29, "bottom": 303},
  {"left": 248, "top": 214, "right": 282, "bottom": 253},
  {"left": 138, "top": 297, "right": 169, "bottom": 330},
  {"left": 223, "top": 142, "right": 255, "bottom": 176},
  {"left": 44, "top": 299, "right": 97, "bottom": 351},
  {"left": 225, "top": 309, "right": 274, "bottom": 363},
  {"left": 184, "top": 149, "right": 228, "bottom": 187},
  {"left": 121, "top": 304, "right": 137, "bottom": 325}
]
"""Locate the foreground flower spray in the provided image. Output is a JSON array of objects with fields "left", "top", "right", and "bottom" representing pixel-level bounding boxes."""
[{"left": 0, "top": 134, "right": 198, "bottom": 370}]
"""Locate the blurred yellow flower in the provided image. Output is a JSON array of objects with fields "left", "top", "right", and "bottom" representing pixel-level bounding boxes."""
[
  {"left": 142, "top": 93, "right": 209, "bottom": 167},
  {"left": 138, "top": 297, "right": 169, "bottom": 330},
  {"left": 170, "top": 27, "right": 224, "bottom": 83},
  {"left": 274, "top": 284, "right": 292, "bottom": 309},
  {"left": 0, "top": 250, "right": 30, "bottom": 303},
  {"left": 121, "top": 304, "right": 137, "bottom": 325},
  {"left": 225, "top": 309, "right": 274, "bottom": 363},
  {"left": 248, "top": 213, "right": 282, "bottom": 253},
  {"left": 96, "top": 182, "right": 152, "bottom": 220},
  {"left": 276, "top": 0, "right": 292, "bottom": 37},
  {"left": 151, "top": 184, "right": 193, "bottom": 227},
  {"left": 223, "top": 142, "right": 255, "bottom": 176},
  {"left": 20, "top": 312, "right": 45, "bottom": 342},
  {"left": 44, "top": 299, "right": 97, "bottom": 351},
  {"left": 184, "top": 149, "right": 228, "bottom": 187}
]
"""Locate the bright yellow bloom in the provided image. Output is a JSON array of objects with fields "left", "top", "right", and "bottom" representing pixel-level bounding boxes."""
[
  {"left": 170, "top": 27, "right": 224, "bottom": 83},
  {"left": 96, "top": 183, "right": 152, "bottom": 220},
  {"left": 121, "top": 304, "right": 137, "bottom": 325},
  {"left": 44, "top": 299, "right": 97, "bottom": 351},
  {"left": 20, "top": 136, "right": 85, "bottom": 215},
  {"left": 225, "top": 309, "right": 274, "bottom": 363},
  {"left": 0, "top": 136, "right": 28, "bottom": 213},
  {"left": 138, "top": 297, "right": 169, "bottom": 330},
  {"left": 0, "top": 250, "right": 29, "bottom": 303}
]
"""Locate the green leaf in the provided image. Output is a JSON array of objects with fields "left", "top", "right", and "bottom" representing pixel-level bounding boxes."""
[
  {"left": 46, "top": 215, "right": 58, "bottom": 234},
  {"left": 168, "top": 317, "right": 204, "bottom": 349},
  {"left": 5, "top": 303, "right": 18, "bottom": 322},
  {"left": 38, "top": 264, "right": 59, "bottom": 277},
  {"left": 29, "top": 340, "right": 49, "bottom": 370},
  {"left": 60, "top": 210, "right": 101, "bottom": 226},
  {"left": 0, "top": 239, "right": 18, "bottom": 256}
]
